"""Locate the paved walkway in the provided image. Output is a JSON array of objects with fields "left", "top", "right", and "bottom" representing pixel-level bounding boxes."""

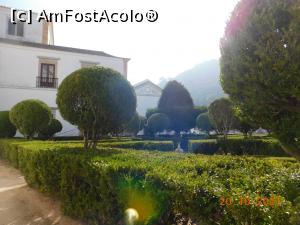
[{"left": 0, "top": 160, "right": 83, "bottom": 225}]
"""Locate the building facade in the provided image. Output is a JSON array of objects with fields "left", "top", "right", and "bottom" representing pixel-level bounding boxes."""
[
  {"left": 134, "top": 79, "right": 162, "bottom": 116},
  {"left": 0, "top": 6, "right": 129, "bottom": 136}
]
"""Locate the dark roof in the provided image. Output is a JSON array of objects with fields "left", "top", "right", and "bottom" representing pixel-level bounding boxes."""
[{"left": 0, "top": 37, "right": 128, "bottom": 59}]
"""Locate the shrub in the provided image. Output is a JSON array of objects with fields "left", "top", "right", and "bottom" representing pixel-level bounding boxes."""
[
  {"left": 158, "top": 81, "right": 194, "bottom": 133},
  {"left": 146, "top": 108, "right": 160, "bottom": 119},
  {"left": 99, "top": 140, "right": 174, "bottom": 151},
  {"left": 233, "top": 108, "right": 257, "bottom": 137},
  {"left": 189, "top": 138, "right": 288, "bottom": 157},
  {"left": 188, "top": 139, "right": 218, "bottom": 154},
  {"left": 0, "top": 140, "right": 299, "bottom": 224},
  {"left": 39, "top": 119, "right": 63, "bottom": 139},
  {"left": 218, "top": 139, "right": 288, "bottom": 157},
  {"left": 208, "top": 98, "right": 237, "bottom": 137},
  {"left": 56, "top": 67, "right": 136, "bottom": 149},
  {"left": 124, "top": 112, "right": 144, "bottom": 136},
  {"left": 9, "top": 99, "right": 52, "bottom": 139},
  {"left": 147, "top": 113, "right": 170, "bottom": 134},
  {"left": 0, "top": 111, "right": 16, "bottom": 138}
]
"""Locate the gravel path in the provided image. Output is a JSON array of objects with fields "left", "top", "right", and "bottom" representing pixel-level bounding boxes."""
[{"left": 0, "top": 160, "right": 83, "bottom": 225}]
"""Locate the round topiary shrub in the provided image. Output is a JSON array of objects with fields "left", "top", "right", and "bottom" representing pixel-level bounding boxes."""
[
  {"left": 158, "top": 80, "right": 194, "bottom": 133},
  {"left": 39, "top": 119, "right": 63, "bottom": 139},
  {"left": 147, "top": 113, "right": 170, "bottom": 134},
  {"left": 0, "top": 111, "right": 17, "bottom": 138},
  {"left": 9, "top": 99, "right": 52, "bottom": 139},
  {"left": 56, "top": 67, "right": 136, "bottom": 149}
]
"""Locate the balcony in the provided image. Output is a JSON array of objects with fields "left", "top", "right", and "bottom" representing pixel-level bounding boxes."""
[{"left": 36, "top": 76, "right": 58, "bottom": 89}]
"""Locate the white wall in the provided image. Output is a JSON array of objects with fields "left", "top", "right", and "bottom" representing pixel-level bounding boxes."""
[
  {"left": 0, "top": 42, "right": 126, "bottom": 136},
  {"left": 0, "top": 87, "right": 79, "bottom": 136},
  {"left": 0, "top": 6, "right": 44, "bottom": 44},
  {"left": 0, "top": 42, "right": 125, "bottom": 88},
  {"left": 136, "top": 95, "right": 160, "bottom": 116}
]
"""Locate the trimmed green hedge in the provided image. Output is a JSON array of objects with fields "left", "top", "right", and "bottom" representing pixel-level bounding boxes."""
[
  {"left": 99, "top": 140, "right": 174, "bottom": 151},
  {"left": 189, "top": 138, "right": 288, "bottom": 156},
  {"left": 0, "top": 140, "right": 299, "bottom": 225},
  {"left": 218, "top": 139, "right": 288, "bottom": 156},
  {"left": 188, "top": 139, "right": 218, "bottom": 155}
]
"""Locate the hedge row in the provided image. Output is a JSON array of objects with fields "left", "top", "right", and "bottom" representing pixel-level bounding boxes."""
[
  {"left": 98, "top": 140, "right": 174, "bottom": 151},
  {"left": 189, "top": 138, "right": 288, "bottom": 156},
  {"left": 0, "top": 140, "right": 299, "bottom": 225}
]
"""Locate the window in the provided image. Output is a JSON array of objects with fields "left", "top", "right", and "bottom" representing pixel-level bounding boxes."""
[
  {"left": 41, "top": 63, "right": 55, "bottom": 78},
  {"left": 37, "top": 63, "right": 58, "bottom": 88},
  {"left": 7, "top": 20, "right": 24, "bottom": 36}
]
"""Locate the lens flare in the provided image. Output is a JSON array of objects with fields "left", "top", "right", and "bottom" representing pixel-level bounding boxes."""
[
  {"left": 125, "top": 208, "right": 139, "bottom": 225},
  {"left": 118, "top": 176, "right": 168, "bottom": 224}
]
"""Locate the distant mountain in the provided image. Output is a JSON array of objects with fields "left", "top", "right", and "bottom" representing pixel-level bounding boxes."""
[{"left": 159, "top": 59, "right": 226, "bottom": 106}]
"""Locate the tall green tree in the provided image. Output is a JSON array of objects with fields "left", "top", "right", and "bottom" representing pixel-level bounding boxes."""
[
  {"left": 220, "top": 0, "right": 300, "bottom": 159},
  {"left": 57, "top": 67, "right": 136, "bottom": 149},
  {"left": 208, "top": 98, "right": 237, "bottom": 138},
  {"left": 158, "top": 80, "right": 194, "bottom": 133}
]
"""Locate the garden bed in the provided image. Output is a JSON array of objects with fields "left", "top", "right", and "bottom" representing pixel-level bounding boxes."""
[
  {"left": 189, "top": 138, "right": 288, "bottom": 157},
  {"left": 98, "top": 140, "right": 174, "bottom": 151},
  {"left": 0, "top": 139, "right": 299, "bottom": 225}
]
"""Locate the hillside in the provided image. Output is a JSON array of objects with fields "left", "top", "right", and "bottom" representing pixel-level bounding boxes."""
[{"left": 159, "top": 59, "right": 226, "bottom": 106}]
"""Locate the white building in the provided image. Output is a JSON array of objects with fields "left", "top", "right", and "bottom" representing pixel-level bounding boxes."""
[
  {"left": 0, "top": 6, "right": 129, "bottom": 136},
  {"left": 133, "top": 79, "right": 162, "bottom": 116}
]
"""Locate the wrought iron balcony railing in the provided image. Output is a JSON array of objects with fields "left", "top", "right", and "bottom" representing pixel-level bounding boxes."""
[{"left": 36, "top": 76, "right": 58, "bottom": 88}]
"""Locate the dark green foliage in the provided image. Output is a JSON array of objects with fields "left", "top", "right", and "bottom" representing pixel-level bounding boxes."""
[
  {"left": 188, "top": 139, "right": 219, "bottom": 155},
  {"left": 146, "top": 106, "right": 206, "bottom": 131},
  {"left": 146, "top": 108, "right": 160, "bottom": 119},
  {"left": 235, "top": 119, "right": 256, "bottom": 137},
  {"left": 233, "top": 108, "right": 258, "bottom": 137},
  {"left": 208, "top": 98, "right": 237, "bottom": 137},
  {"left": 147, "top": 113, "right": 170, "bottom": 134},
  {"left": 0, "top": 140, "right": 299, "bottom": 224},
  {"left": 139, "top": 116, "right": 147, "bottom": 130},
  {"left": 189, "top": 138, "right": 288, "bottom": 156},
  {"left": 9, "top": 99, "right": 52, "bottom": 139},
  {"left": 196, "top": 113, "right": 213, "bottom": 133},
  {"left": 39, "top": 119, "right": 63, "bottom": 139},
  {"left": 56, "top": 67, "right": 136, "bottom": 148},
  {"left": 192, "top": 106, "right": 208, "bottom": 121},
  {"left": 158, "top": 81, "right": 194, "bottom": 132},
  {"left": 218, "top": 139, "right": 289, "bottom": 156},
  {"left": 124, "top": 112, "right": 144, "bottom": 136},
  {"left": 220, "top": 0, "right": 300, "bottom": 159},
  {"left": 99, "top": 140, "right": 174, "bottom": 151},
  {"left": 0, "top": 111, "right": 16, "bottom": 138}
]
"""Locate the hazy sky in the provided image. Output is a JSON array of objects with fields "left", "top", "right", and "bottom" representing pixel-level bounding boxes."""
[{"left": 1, "top": 0, "right": 239, "bottom": 84}]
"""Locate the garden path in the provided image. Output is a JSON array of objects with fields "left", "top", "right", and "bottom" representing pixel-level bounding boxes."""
[{"left": 0, "top": 160, "right": 83, "bottom": 225}]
